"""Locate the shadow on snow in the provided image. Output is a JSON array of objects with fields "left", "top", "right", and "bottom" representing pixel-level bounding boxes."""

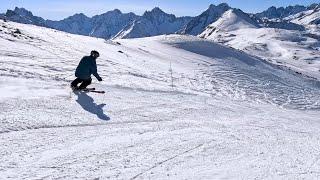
[{"left": 74, "top": 91, "right": 110, "bottom": 121}]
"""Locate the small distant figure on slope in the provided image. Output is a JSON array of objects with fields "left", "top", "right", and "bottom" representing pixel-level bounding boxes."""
[{"left": 71, "top": 50, "right": 102, "bottom": 90}]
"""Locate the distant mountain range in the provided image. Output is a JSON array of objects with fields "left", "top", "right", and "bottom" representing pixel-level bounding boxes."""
[
  {"left": 46, "top": 9, "right": 138, "bottom": 39},
  {"left": 114, "top": 7, "right": 192, "bottom": 39},
  {"left": 0, "top": 3, "right": 319, "bottom": 39},
  {"left": 256, "top": 3, "right": 319, "bottom": 19}
]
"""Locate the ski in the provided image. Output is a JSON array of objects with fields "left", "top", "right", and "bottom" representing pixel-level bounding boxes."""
[
  {"left": 71, "top": 87, "right": 105, "bottom": 94},
  {"left": 82, "top": 88, "right": 95, "bottom": 91},
  {"left": 81, "top": 88, "right": 105, "bottom": 94},
  {"left": 86, "top": 90, "right": 105, "bottom": 94},
  {"left": 71, "top": 87, "right": 95, "bottom": 91}
]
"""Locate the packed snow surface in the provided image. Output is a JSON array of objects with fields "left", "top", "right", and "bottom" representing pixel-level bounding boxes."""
[{"left": 1, "top": 20, "right": 320, "bottom": 179}]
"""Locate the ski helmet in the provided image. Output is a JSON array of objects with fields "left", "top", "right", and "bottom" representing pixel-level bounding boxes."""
[{"left": 91, "top": 50, "right": 100, "bottom": 58}]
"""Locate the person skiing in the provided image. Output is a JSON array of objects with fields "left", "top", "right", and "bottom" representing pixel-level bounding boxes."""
[{"left": 71, "top": 50, "right": 102, "bottom": 90}]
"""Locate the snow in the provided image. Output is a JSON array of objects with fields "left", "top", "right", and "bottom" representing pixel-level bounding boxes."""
[
  {"left": 289, "top": 9, "right": 320, "bottom": 25},
  {"left": 0, "top": 77, "right": 66, "bottom": 100},
  {"left": 200, "top": 24, "right": 320, "bottom": 80},
  {"left": 1, "top": 20, "right": 320, "bottom": 179},
  {"left": 180, "top": 3, "right": 230, "bottom": 35},
  {"left": 203, "top": 9, "right": 259, "bottom": 32}
]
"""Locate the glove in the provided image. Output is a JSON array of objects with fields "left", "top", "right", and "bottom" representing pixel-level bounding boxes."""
[{"left": 97, "top": 77, "right": 103, "bottom": 81}]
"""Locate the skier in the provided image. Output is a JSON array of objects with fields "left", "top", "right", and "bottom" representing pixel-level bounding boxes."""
[{"left": 71, "top": 50, "right": 102, "bottom": 90}]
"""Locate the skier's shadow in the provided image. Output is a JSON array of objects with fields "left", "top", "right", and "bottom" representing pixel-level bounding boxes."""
[{"left": 74, "top": 91, "right": 110, "bottom": 121}]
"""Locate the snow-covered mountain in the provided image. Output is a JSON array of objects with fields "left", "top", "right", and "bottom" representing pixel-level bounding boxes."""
[
  {"left": 255, "top": 4, "right": 318, "bottom": 19},
  {"left": 2, "top": 4, "right": 319, "bottom": 40},
  {"left": 3, "top": 7, "right": 46, "bottom": 26},
  {"left": 46, "top": 13, "right": 92, "bottom": 36},
  {"left": 1, "top": 19, "right": 320, "bottom": 179},
  {"left": 181, "top": 3, "right": 307, "bottom": 36},
  {"left": 200, "top": 9, "right": 260, "bottom": 33},
  {"left": 287, "top": 5, "right": 320, "bottom": 25},
  {"left": 199, "top": 8, "right": 304, "bottom": 37},
  {"left": 114, "top": 7, "right": 191, "bottom": 39},
  {"left": 255, "top": 4, "right": 320, "bottom": 33},
  {"left": 197, "top": 4, "right": 320, "bottom": 80},
  {"left": 3, "top": 7, "right": 192, "bottom": 39},
  {"left": 46, "top": 9, "right": 138, "bottom": 39},
  {"left": 90, "top": 9, "right": 138, "bottom": 39},
  {"left": 3, "top": 7, "right": 139, "bottom": 39},
  {"left": 200, "top": 24, "right": 319, "bottom": 80},
  {"left": 180, "top": 3, "right": 231, "bottom": 35},
  {"left": 286, "top": 5, "right": 320, "bottom": 37}
]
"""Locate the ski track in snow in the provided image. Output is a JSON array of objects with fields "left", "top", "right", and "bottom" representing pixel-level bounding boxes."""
[{"left": 0, "top": 20, "right": 320, "bottom": 179}]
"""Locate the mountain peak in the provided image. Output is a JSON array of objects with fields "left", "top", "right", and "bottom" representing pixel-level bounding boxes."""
[
  {"left": 218, "top": 3, "right": 230, "bottom": 8},
  {"left": 67, "top": 13, "right": 89, "bottom": 21},
  {"left": 147, "top": 7, "right": 166, "bottom": 15},
  {"left": 219, "top": 8, "right": 260, "bottom": 29},
  {"left": 107, "top": 9, "right": 122, "bottom": 15},
  {"left": 9, "top": 7, "right": 33, "bottom": 17},
  {"left": 208, "top": 4, "right": 215, "bottom": 9},
  {"left": 152, "top": 7, "right": 163, "bottom": 11},
  {"left": 268, "top": 6, "right": 277, "bottom": 10},
  {"left": 181, "top": 3, "right": 231, "bottom": 35},
  {"left": 257, "top": 5, "right": 310, "bottom": 19},
  {"left": 142, "top": 7, "right": 174, "bottom": 20},
  {"left": 112, "top": 9, "right": 122, "bottom": 13},
  {"left": 95, "top": 9, "right": 124, "bottom": 18},
  {"left": 208, "top": 3, "right": 230, "bottom": 10},
  {"left": 14, "top": 7, "right": 29, "bottom": 12},
  {"left": 199, "top": 8, "right": 260, "bottom": 38},
  {"left": 207, "top": 3, "right": 230, "bottom": 13},
  {"left": 74, "top": 13, "right": 87, "bottom": 17},
  {"left": 5, "top": 7, "right": 45, "bottom": 26}
]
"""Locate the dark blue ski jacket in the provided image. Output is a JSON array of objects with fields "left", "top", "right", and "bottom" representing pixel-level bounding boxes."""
[{"left": 75, "top": 56, "right": 101, "bottom": 80}]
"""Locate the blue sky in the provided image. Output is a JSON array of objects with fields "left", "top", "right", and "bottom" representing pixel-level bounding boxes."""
[{"left": 0, "top": 0, "right": 318, "bottom": 20}]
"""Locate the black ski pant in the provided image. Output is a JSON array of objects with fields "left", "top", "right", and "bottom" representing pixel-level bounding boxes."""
[{"left": 71, "top": 77, "right": 92, "bottom": 89}]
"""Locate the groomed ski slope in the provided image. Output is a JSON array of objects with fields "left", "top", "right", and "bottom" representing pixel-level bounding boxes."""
[{"left": 0, "top": 20, "right": 320, "bottom": 179}]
